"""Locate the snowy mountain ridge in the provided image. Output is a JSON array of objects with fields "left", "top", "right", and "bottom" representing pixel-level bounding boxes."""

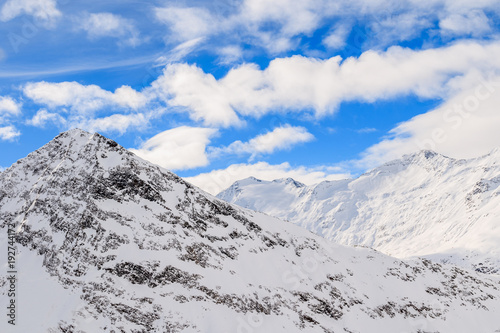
[
  {"left": 1, "top": 129, "right": 499, "bottom": 332},
  {"left": 217, "top": 149, "right": 500, "bottom": 274}
]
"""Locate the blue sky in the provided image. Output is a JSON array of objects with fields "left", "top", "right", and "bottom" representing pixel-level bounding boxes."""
[{"left": 1, "top": 0, "right": 500, "bottom": 193}]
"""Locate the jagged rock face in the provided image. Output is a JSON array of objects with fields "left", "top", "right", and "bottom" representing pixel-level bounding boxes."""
[
  {"left": 217, "top": 150, "right": 500, "bottom": 274},
  {"left": 1, "top": 129, "right": 500, "bottom": 333}
]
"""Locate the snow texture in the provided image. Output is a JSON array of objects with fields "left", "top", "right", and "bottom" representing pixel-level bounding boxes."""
[
  {"left": 0, "top": 129, "right": 499, "bottom": 332},
  {"left": 218, "top": 150, "right": 500, "bottom": 275}
]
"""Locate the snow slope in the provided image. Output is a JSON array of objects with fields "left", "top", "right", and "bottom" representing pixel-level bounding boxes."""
[
  {"left": 217, "top": 150, "right": 500, "bottom": 274},
  {"left": 1, "top": 130, "right": 500, "bottom": 332}
]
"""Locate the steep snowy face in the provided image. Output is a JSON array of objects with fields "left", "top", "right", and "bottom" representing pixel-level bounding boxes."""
[
  {"left": 217, "top": 150, "right": 500, "bottom": 273},
  {"left": 1, "top": 130, "right": 500, "bottom": 333}
]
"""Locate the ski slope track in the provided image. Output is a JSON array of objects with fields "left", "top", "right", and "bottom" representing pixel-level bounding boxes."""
[
  {"left": 218, "top": 150, "right": 500, "bottom": 275},
  {"left": 1, "top": 129, "right": 499, "bottom": 332}
]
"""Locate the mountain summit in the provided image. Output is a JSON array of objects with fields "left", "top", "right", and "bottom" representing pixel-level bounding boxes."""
[
  {"left": 1, "top": 130, "right": 500, "bottom": 332},
  {"left": 217, "top": 149, "right": 500, "bottom": 274}
]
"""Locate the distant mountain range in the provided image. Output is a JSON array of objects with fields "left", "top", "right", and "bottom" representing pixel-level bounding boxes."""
[
  {"left": 1, "top": 129, "right": 499, "bottom": 332},
  {"left": 218, "top": 149, "right": 500, "bottom": 274}
]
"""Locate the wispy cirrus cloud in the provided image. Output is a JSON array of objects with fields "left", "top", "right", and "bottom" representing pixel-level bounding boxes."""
[{"left": 153, "top": 0, "right": 500, "bottom": 61}]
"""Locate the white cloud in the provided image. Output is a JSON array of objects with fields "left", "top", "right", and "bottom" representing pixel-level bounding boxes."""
[
  {"left": 0, "top": 0, "right": 60, "bottom": 24},
  {"left": 27, "top": 109, "right": 65, "bottom": 127},
  {"left": 83, "top": 113, "right": 148, "bottom": 134},
  {"left": 217, "top": 45, "right": 244, "bottom": 65},
  {"left": 24, "top": 81, "right": 146, "bottom": 113},
  {"left": 0, "top": 125, "right": 20, "bottom": 141},
  {"left": 240, "top": 0, "right": 323, "bottom": 36},
  {"left": 237, "top": 0, "right": 331, "bottom": 53},
  {"left": 155, "top": 38, "right": 205, "bottom": 65},
  {"left": 368, "top": 12, "right": 433, "bottom": 47},
  {"left": 214, "top": 125, "right": 314, "bottom": 159},
  {"left": 130, "top": 126, "right": 218, "bottom": 171},
  {"left": 356, "top": 74, "right": 500, "bottom": 169},
  {"left": 149, "top": 40, "right": 500, "bottom": 126},
  {"left": 323, "top": 23, "right": 351, "bottom": 50},
  {"left": 155, "top": 7, "right": 216, "bottom": 42},
  {"left": 185, "top": 161, "right": 350, "bottom": 195},
  {"left": 153, "top": 0, "right": 499, "bottom": 60},
  {"left": 439, "top": 10, "right": 491, "bottom": 37},
  {"left": 0, "top": 96, "right": 21, "bottom": 116},
  {"left": 112, "top": 86, "right": 148, "bottom": 109},
  {"left": 153, "top": 0, "right": 338, "bottom": 54},
  {"left": 79, "top": 12, "right": 141, "bottom": 46},
  {"left": 23, "top": 81, "right": 150, "bottom": 133},
  {"left": 150, "top": 64, "right": 242, "bottom": 127},
  {"left": 0, "top": 96, "right": 21, "bottom": 139},
  {"left": 356, "top": 127, "right": 377, "bottom": 134},
  {"left": 21, "top": 40, "right": 500, "bottom": 136}
]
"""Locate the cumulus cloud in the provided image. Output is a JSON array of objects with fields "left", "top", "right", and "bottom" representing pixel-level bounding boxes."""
[
  {"left": 130, "top": 126, "right": 218, "bottom": 171},
  {"left": 0, "top": 125, "right": 20, "bottom": 141},
  {"left": 0, "top": 96, "right": 22, "bottom": 140},
  {"left": 150, "top": 64, "right": 242, "bottom": 127},
  {"left": 78, "top": 12, "right": 141, "bottom": 46},
  {"left": 23, "top": 81, "right": 149, "bottom": 133},
  {"left": 185, "top": 161, "right": 350, "bottom": 195},
  {"left": 26, "top": 109, "right": 65, "bottom": 127},
  {"left": 0, "top": 0, "right": 60, "bottom": 24},
  {"left": 213, "top": 125, "right": 314, "bottom": 159},
  {"left": 83, "top": 113, "right": 148, "bottom": 134},
  {"left": 0, "top": 96, "right": 21, "bottom": 116},
  {"left": 22, "top": 40, "right": 500, "bottom": 132},
  {"left": 356, "top": 74, "right": 500, "bottom": 169},
  {"left": 148, "top": 40, "right": 500, "bottom": 126},
  {"left": 24, "top": 81, "right": 147, "bottom": 113}
]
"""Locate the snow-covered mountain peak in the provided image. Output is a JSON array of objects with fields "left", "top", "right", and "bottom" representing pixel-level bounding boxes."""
[
  {"left": 367, "top": 149, "right": 452, "bottom": 176},
  {"left": 57, "top": 127, "right": 93, "bottom": 137},
  {"left": 235, "top": 176, "right": 264, "bottom": 186},
  {"left": 218, "top": 149, "right": 500, "bottom": 274},
  {"left": 272, "top": 177, "right": 306, "bottom": 187},
  {"left": 2, "top": 131, "right": 500, "bottom": 332},
  {"left": 409, "top": 149, "right": 440, "bottom": 160}
]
